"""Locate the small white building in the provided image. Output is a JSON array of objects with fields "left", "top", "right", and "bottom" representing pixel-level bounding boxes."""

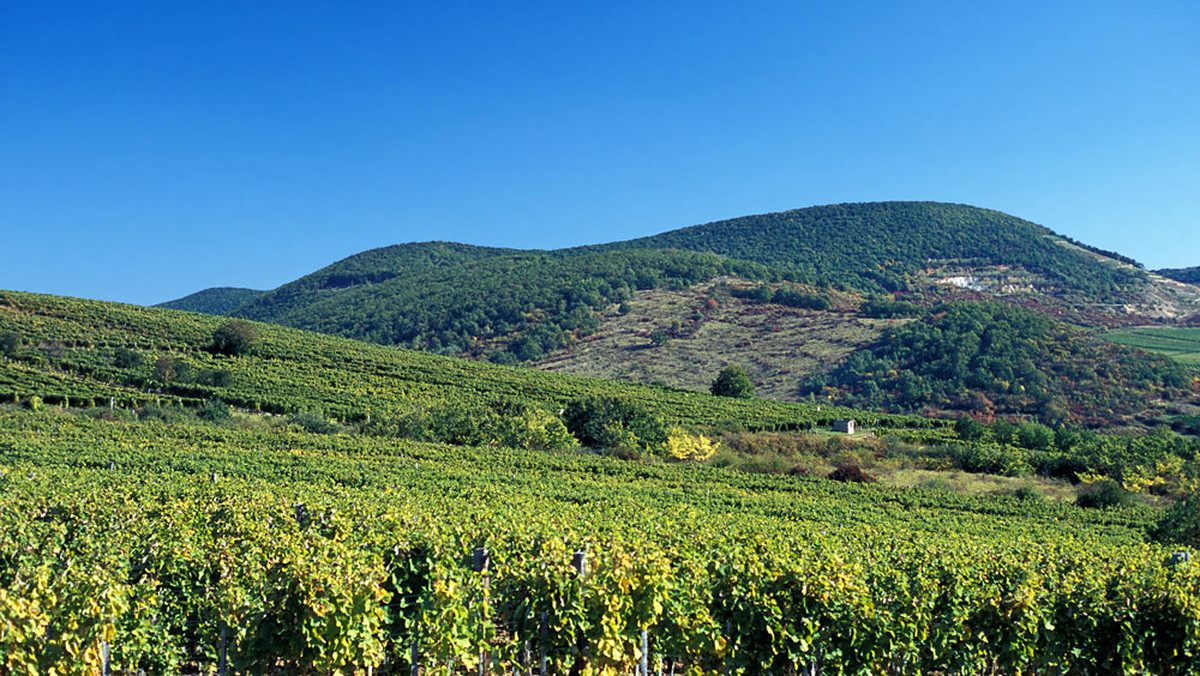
[{"left": 833, "top": 419, "right": 855, "bottom": 435}]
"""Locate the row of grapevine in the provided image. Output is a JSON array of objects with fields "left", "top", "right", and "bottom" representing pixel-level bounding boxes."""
[{"left": 2, "top": 410, "right": 1196, "bottom": 674}]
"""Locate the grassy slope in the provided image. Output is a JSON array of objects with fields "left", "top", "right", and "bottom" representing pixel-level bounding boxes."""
[{"left": 538, "top": 279, "right": 892, "bottom": 399}]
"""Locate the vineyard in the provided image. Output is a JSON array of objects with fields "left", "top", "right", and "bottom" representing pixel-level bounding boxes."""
[
  {"left": 1107, "top": 326, "right": 1200, "bottom": 367},
  {"left": 2, "top": 291, "right": 1200, "bottom": 674},
  {"left": 2, "top": 409, "right": 1198, "bottom": 675}
]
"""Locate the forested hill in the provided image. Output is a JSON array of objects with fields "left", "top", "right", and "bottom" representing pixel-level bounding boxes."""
[
  {"left": 159, "top": 202, "right": 1155, "bottom": 365},
  {"left": 156, "top": 287, "right": 264, "bottom": 315},
  {"left": 231, "top": 241, "right": 523, "bottom": 323},
  {"left": 597, "top": 201, "right": 1144, "bottom": 296},
  {"left": 1158, "top": 266, "right": 1200, "bottom": 285}
]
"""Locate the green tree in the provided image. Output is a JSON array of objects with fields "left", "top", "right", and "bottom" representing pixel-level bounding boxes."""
[
  {"left": 711, "top": 365, "right": 755, "bottom": 399},
  {"left": 212, "top": 319, "right": 259, "bottom": 356},
  {"left": 0, "top": 332, "right": 21, "bottom": 357}
]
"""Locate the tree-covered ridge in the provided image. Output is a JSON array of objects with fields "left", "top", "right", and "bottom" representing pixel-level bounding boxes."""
[
  {"left": 155, "top": 287, "right": 264, "bottom": 315},
  {"left": 231, "top": 241, "right": 521, "bottom": 318},
  {"left": 235, "top": 248, "right": 773, "bottom": 360},
  {"left": 1158, "top": 266, "right": 1200, "bottom": 285},
  {"left": 802, "top": 302, "right": 1194, "bottom": 425},
  {"left": 600, "top": 201, "right": 1145, "bottom": 297}
]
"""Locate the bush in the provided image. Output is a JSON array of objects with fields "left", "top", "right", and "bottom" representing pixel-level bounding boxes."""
[
  {"left": 196, "top": 398, "right": 233, "bottom": 424},
  {"left": 1076, "top": 480, "right": 1136, "bottom": 509},
  {"left": 113, "top": 348, "right": 143, "bottom": 369},
  {"left": 1152, "top": 493, "right": 1200, "bottom": 548},
  {"left": 711, "top": 365, "right": 755, "bottom": 399},
  {"left": 564, "top": 396, "right": 667, "bottom": 454},
  {"left": 290, "top": 408, "right": 340, "bottom": 434},
  {"left": 827, "top": 464, "right": 877, "bottom": 484},
  {"left": 211, "top": 319, "right": 259, "bottom": 356},
  {"left": 0, "top": 332, "right": 20, "bottom": 357}
]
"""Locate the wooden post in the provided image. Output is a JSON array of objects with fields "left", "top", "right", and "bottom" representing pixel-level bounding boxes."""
[
  {"left": 101, "top": 639, "right": 111, "bottom": 676},
  {"left": 540, "top": 611, "right": 548, "bottom": 676},
  {"left": 474, "top": 548, "right": 491, "bottom": 676},
  {"left": 218, "top": 621, "right": 228, "bottom": 676},
  {"left": 410, "top": 641, "right": 420, "bottom": 676},
  {"left": 640, "top": 630, "right": 648, "bottom": 676}
]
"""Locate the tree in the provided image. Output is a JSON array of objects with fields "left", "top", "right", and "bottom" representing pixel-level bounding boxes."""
[
  {"left": 563, "top": 396, "right": 667, "bottom": 454},
  {"left": 212, "top": 319, "right": 259, "bottom": 356},
  {"left": 711, "top": 365, "right": 754, "bottom": 399},
  {"left": 0, "top": 332, "right": 21, "bottom": 357}
]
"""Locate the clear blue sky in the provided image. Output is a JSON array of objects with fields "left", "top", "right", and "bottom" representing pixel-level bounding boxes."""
[{"left": 2, "top": 1, "right": 1197, "bottom": 305}]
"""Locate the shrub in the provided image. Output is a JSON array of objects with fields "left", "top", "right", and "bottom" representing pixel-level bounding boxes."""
[
  {"left": 564, "top": 396, "right": 667, "bottom": 454},
  {"left": 827, "top": 464, "right": 877, "bottom": 484},
  {"left": 196, "top": 398, "right": 233, "bottom": 424},
  {"left": 711, "top": 365, "right": 755, "bottom": 399},
  {"left": 211, "top": 319, "right": 259, "bottom": 356},
  {"left": 665, "top": 426, "right": 720, "bottom": 461},
  {"left": 290, "top": 408, "right": 340, "bottom": 434},
  {"left": 0, "top": 332, "right": 20, "bottom": 357},
  {"left": 113, "top": 348, "right": 143, "bottom": 369},
  {"left": 1151, "top": 493, "right": 1200, "bottom": 548},
  {"left": 1076, "top": 480, "right": 1136, "bottom": 509}
]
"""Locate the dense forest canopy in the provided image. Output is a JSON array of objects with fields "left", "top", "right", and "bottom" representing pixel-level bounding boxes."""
[
  {"left": 1158, "top": 266, "right": 1200, "bottom": 285},
  {"left": 156, "top": 287, "right": 264, "bottom": 315},
  {"left": 597, "top": 202, "right": 1145, "bottom": 297},
  {"left": 233, "top": 248, "right": 771, "bottom": 360},
  {"left": 802, "top": 302, "right": 1193, "bottom": 425}
]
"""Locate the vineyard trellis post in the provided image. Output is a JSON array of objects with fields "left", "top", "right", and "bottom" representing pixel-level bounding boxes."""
[
  {"left": 639, "top": 629, "right": 648, "bottom": 676},
  {"left": 218, "top": 620, "right": 228, "bottom": 676},
  {"left": 539, "top": 610, "right": 548, "bottom": 676},
  {"left": 101, "top": 638, "right": 111, "bottom": 676},
  {"left": 474, "top": 547, "right": 491, "bottom": 676}
]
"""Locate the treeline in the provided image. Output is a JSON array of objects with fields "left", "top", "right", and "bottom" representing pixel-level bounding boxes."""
[
  {"left": 605, "top": 201, "right": 1145, "bottom": 298},
  {"left": 237, "top": 249, "right": 773, "bottom": 361},
  {"left": 802, "top": 302, "right": 1193, "bottom": 425},
  {"left": 1157, "top": 266, "right": 1200, "bottom": 285}
]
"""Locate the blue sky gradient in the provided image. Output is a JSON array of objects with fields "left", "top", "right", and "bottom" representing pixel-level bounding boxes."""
[{"left": 2, "top": 1, "right": 1197, "bottom": 304}]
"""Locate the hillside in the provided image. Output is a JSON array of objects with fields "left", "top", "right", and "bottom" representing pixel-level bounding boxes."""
[
  {"left": 0, "top": 289, "right": 899, "bottom": 441},
  {"left": 166, "top": 202, "right": 1174, "bottom": 358},
  {"left": 1159, "top": 266, "right": 1200, "bottom": 285},
  {"left": 156, "top": 286, "right": 264, "bottom": 315},
  {"left": 600, "top": 201, "right": 1145, "bottom": 298},
  {"left": 152, "top": 202, "right": 1200, "bottom": 425},
  {"left": 4, "top": 288, "right": 1200, "bottom": 673}
]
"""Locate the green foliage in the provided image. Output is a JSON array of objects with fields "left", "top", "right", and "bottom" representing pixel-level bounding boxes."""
[
  {"left": 860, "top": 295, "right": 922, "bottom": 319},
  {"left": 156, "top": 287, "right": 265, "bottom": 315},
  {"left": 1077, "top": 480, "right": 1137, "bottom": 509},
  {"left": 563, "top": 396, "right": 667, "bottom": 453},
  {"left": 1156, "top": 266, "right": 1200, "bottom": 285},
  {"left": 770, "top": 286, "right": 831, "bottom": 310},
  {"left": 608, "top": 201, "right": 1145, "bottom": 298},
  {"left": 0, "top": 331, "right": 20, "bottom": 357},
  {"left": 211, "top": 319, "right": 259, "bottom": 356},
  {"left": 196, "top": 398, "right": 232, "bottom": 424},
  {"left": 289, "top": 408, "right": 340, "bottom": 434},
  {"left": 711, "top": 365, "right": 755, "bottom": 399},
  {"left": 803, "top": 302, "right": 1191, "bottom": 425},
  {"left": 1152, "top": 493, "right": 1200, "bottom": 548},
  {"left": 954, "top": 415, "right": 985, "bottom": 441},
  {"left": 113, "top": 347, "right": 143, "bottom": 369},
  {"left": 235, "top": 245, "right": 771, "bottom": 361}
]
